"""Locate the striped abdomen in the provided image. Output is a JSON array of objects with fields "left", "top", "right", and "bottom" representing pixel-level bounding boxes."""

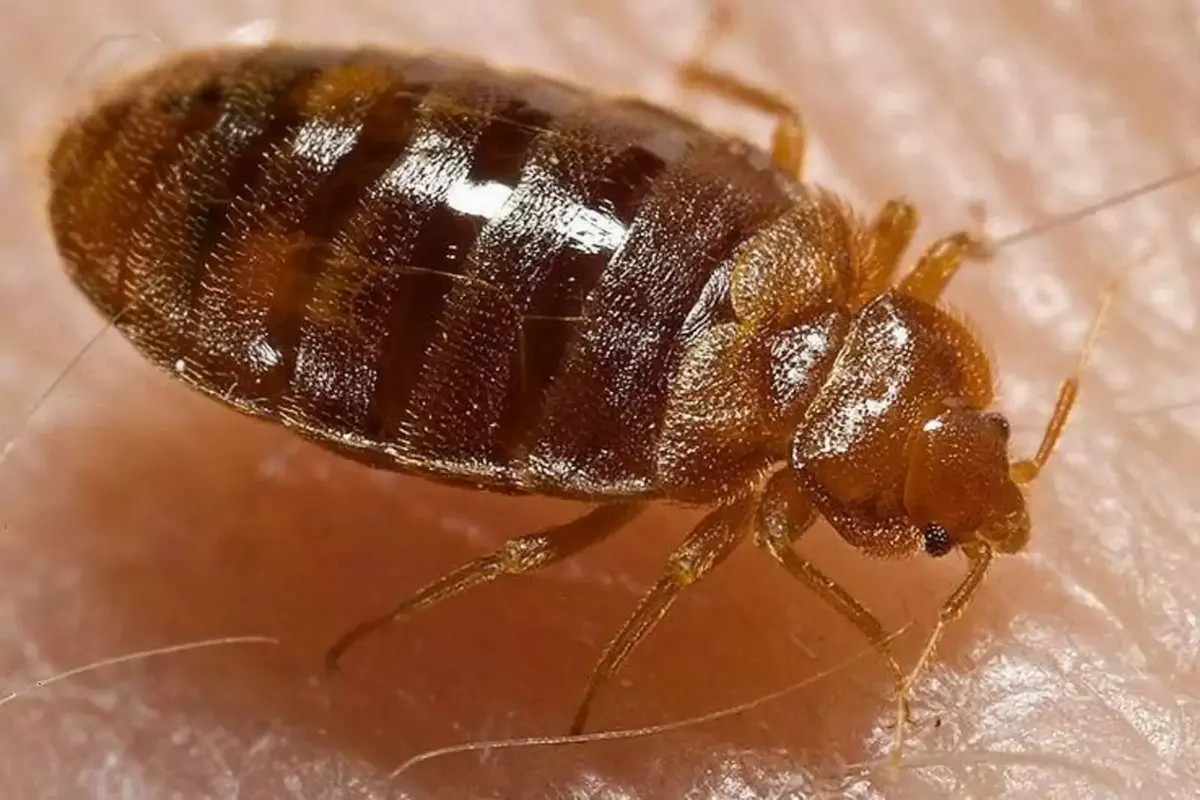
[{"left": 47, "top": 45, "right": 797, "bottom": 498}]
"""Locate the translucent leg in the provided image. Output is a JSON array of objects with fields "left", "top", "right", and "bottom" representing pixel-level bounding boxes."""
[
  {"left": 677, "top": 0, "right": 806, "bottom": 177},
  {"left": 569, "top": 497, "right": 755, "bottom": 734},
  {"left": 325, "top": 502, "right": 647, "bottom": 672},
  {"left": 855, "top": 199, "right": 920, "bottom": 304},
  {"left": 898, "top": 227, "right": 993, "bottom": 303},
  {"left": 890, "top": 544, "right": 993, "bottom": 767},
  {"left": 754, "top": 470, "right": 909, "bottom": 717}
]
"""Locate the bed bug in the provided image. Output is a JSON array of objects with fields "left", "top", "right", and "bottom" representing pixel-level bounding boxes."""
[{"left": 43, "top": 2, "right": 1117, "bottom": 759}]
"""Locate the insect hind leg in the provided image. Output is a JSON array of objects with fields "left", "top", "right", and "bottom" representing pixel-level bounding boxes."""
[
  {"left": 570, "top": 497, "right": 754, "bottom": 734},
  {"left": 324, "top": 502, "right": 646, "bottom": 673},
  {"left": 678, "top": 0, "right": 806, "bottom": 177}
]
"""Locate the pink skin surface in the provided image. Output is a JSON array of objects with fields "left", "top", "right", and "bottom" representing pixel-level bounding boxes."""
[{"left": 2, "top": 1, "right": 1198, "bottom": 797}]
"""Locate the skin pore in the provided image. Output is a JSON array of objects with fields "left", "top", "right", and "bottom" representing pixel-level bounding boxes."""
[{"left": 2, "top": 1, "right": 1197, "bottom": 797}]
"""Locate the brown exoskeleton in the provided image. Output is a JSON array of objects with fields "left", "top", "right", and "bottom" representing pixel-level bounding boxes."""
[{"left": 43, "top": 1, "right": 1118, "bottom": 761}]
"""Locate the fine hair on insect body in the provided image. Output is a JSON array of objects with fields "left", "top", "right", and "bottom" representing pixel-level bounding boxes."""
[{"left": 38, "top": 0, "right": 1194, "bottom": 768}]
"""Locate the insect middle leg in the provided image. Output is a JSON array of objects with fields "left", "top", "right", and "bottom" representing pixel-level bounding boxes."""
[
  {"left": 324, "top": 502, "right": 647, "bottom": 672},
  {"left": 569, "top": 496, "right": 756, "bottom": 734},
  {"left": 678, "top": 0, "right": 806, "bottom": 177},
  {"left": 754, "top": 470, "right": 910, "bottom": 715}
]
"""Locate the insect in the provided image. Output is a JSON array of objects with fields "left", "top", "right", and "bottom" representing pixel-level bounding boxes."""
[{"left": 43, "top": 2, "right": 1117, "bottom": 760}]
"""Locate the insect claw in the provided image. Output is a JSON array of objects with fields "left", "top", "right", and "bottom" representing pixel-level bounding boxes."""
[
  {"left": 323, "top": 650, "right": 345, "bottom": 677},
  {"left": 323, "top": 616, "right": 387, "bottom": 677}
]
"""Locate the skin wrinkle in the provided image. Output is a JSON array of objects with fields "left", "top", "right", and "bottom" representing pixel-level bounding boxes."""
[
  {"left": 1005, "top": 628, "right": 1152, "bottom": 762},
  {"left": 1086, "top": 443, "right": 1200, "bottom": 673},
  {"left": 1021, "top": 5, "right": 1196, "bottom": 163},
  {"left": 1, "top": 0, "right": 1198, "bottom": 798}
]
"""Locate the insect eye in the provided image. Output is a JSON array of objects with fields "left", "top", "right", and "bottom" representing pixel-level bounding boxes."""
[{"left": 922, "top": 523, "right": 953, "bottom": 558}]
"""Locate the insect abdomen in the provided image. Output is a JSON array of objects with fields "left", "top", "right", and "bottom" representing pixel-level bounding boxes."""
[{"left": 47, "top": 45, "right": 796, "bottom": 497}]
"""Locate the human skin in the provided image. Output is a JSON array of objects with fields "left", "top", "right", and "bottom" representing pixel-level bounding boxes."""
[{"left": 1, "top": 0, "right": 1197, "bottom": 797}]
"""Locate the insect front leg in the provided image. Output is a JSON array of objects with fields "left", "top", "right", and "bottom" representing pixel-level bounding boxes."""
[
  {"left": 753, "top": 470, "right": 910, "bottom": 716},
  {"left": 890, "top": 543, "right": 993, "bottom": 767},
  {"left": 677, "top": 0, "right": 806, "bottom": 177},
  {"left": 324, "top": 502, "right": 647, "bottom": 673},
  {"left": 569, "top": 496, "right": 756, "bottom": 734}
]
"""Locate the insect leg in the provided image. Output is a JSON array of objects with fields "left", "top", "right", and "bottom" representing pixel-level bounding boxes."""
[
  {"left": 891, "top": 543, "right": 993, "bottom": 766},
  {"left": 897, "top": 228, "right": 992, "bottom": 303},
  {"left": 677, "top": 0, "right": 806, "bottom": 176},
  {"left": 754, "top": 470, "right": 909, "bottom": 712},
  {"left": 854, "top": 199, "right": 921, "bottom": 304},
  {"left": 569, "top": 496, "right": 756, "bottom": 734},
  {"left": 324, "top": 502, "right": 647, "bottom": 673}
]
